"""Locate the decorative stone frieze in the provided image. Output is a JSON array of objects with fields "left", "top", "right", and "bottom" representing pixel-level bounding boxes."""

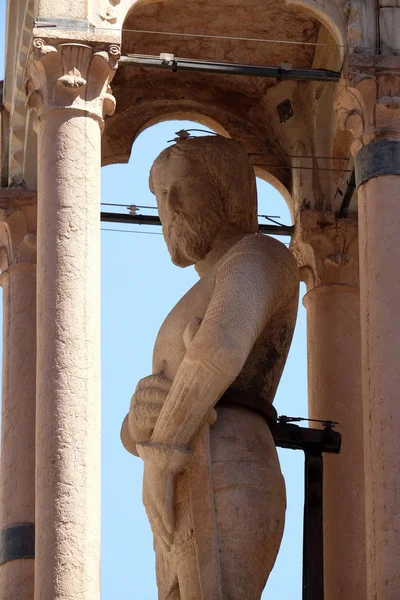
[
  {"left": 337, "top": 54, "right": 400, "bottom": 154},
  {"left": 26, "top": 38, "right": 120, "bottom": 128},
  {"left": 292, "top": 209, "right": 359, "bottom": 290},
  {"left": 0, "top": 190, "right": 37, "bottom": 273}
]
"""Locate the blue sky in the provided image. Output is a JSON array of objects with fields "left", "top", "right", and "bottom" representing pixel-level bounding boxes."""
[{"left": 1, "top": 3, "right": 308, "bottom": 597}]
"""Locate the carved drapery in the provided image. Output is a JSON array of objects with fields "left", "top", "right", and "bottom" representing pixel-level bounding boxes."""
[{"left": 26, "top": 38, "right": 120, "bottom": 128}]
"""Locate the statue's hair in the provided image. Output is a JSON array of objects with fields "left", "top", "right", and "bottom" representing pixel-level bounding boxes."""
[{"left": 149, "top": 135, "right": 258, "bottom": 234}]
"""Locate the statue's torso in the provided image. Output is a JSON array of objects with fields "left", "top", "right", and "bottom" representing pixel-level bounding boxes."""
[{"left": 152, "top": 236, "right": 298, "bottom": 407}]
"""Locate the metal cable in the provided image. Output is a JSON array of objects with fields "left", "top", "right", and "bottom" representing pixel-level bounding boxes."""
[
  {"left": 254, "top": 164, "right": 351, "bottom": 173},
  {"left": 101, "top": 202, "right": 283, "bottom": 220},
  {"left": 249, "top": 153, "right": 349, "bottom": 161},
  {"left": 36, "top": 22, "right": 354, "bottom": 49},
  {"left": 101, "top": 203, "right": 158, "bottom": 209},
  {"left": 101, "top": 228, "right": 163, "bottom": 235},
  {"left": 101, "top": 227, "right": 290, "bottom": 245}
]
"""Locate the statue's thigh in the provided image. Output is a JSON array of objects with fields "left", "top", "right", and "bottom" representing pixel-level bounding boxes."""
[
  {"left": 155, "top": 540, "right": 179, "bottom": 600},
  {"left": 175, "top": 549, "right": 202, "bottom": 600},
  {"left": 213, "top": 472, "right": 285, "bottom": 599},
  {"left": 211, "top": 409, "right": 286, "bottom": 599}
]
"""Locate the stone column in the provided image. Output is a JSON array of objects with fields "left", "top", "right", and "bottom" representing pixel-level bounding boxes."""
[
  {"left": 293, "top": 210, "right": 366, "bottom": 600},
  {"left": 26, "top": 34, "right": 119, "bottom": 599},
  {"left": 338, "top": 54, "right": 400, "bottom": 599},
  {"left": 0, "top": 190, "right": 37, "bottom": 600}
]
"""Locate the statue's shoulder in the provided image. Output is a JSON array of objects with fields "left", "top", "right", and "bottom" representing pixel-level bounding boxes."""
[
  {"left": 218, "top": 234, "right": 299, "bottom": 289},
  {"left": 227, "top": 234, "right": 297, "bottom": 267}
]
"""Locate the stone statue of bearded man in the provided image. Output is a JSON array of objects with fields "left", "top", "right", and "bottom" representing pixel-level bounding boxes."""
[{"left": 121, "top": 134, "right": 299, "bottom": 600}]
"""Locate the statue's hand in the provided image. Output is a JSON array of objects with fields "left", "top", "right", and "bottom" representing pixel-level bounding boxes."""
[
  {"left": 121, "top": 374, "right": 172, "bottom": 456},
  {"left": 137, "top": 441, "right": 193, "bottom": 550}
]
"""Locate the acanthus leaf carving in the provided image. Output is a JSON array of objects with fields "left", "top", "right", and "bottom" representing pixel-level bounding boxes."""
[
  {"left": 26, "top": 38, "right": 120, "bottom": 127},
  {"left": 0, "top": 191, "right": 37, "bottom": 272},
  {"left": 291, "top": 209, "right": 359, "bottom": 290},
  {"left": 337, "top": 55, "right": 400, "bottom": 153}
]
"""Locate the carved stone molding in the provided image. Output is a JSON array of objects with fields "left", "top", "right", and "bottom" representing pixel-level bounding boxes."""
[
  {"left": 26, "top": 38, "right": 120, "bottom": 128},
  {"left": 0, "top": 190, "right": 37, "bottom": 273},
  {"left": 337, "top": 55, "right": 400, "bottom": 154},
  {"left": 292, "top": 209, "right": 359, "bottom": 290}
]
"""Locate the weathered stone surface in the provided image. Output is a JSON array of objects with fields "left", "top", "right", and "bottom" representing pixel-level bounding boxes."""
[
  {"left": 293, "top": 209, "right": 366, "bottom": 600},
  {"left": 0, "top": 189, "right": 37, "bottom": 600},
  {"left": 121, "top": 135, "right": 299, "bottom": 599}
]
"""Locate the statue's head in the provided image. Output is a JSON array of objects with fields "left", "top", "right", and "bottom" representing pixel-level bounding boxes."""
[{"left": 149, "top": 135, "right": 258, "bottom": 267}]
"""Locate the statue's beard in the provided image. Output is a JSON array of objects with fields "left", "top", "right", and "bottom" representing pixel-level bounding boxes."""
[{"left": 164, "top": 213, "right": 222, "bottom": 267}]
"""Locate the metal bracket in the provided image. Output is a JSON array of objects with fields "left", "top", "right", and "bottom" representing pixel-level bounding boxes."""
[
  {"left": 355, "top": 140, "right": 400, "bottom": 187},
  {"left": 0, "top": 523, "right": 35, "bottom": 566},
  {"left": 274, "top": 420, "right": 341, "bottom": 600}
]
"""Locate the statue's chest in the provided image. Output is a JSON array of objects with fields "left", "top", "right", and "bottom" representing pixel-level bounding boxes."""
[{"left": 152, "top": 274, "right": 215, "bottom": 378}]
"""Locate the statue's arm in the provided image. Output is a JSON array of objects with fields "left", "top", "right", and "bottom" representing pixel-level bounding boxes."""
[{"left": 150, "top": 237, "right": 299, "bottom": 449}]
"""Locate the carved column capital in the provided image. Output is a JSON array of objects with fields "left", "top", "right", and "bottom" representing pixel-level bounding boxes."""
[
  {"left": 26, "top": 38, "right": 120, "bottom": 128},
  {"left": 337, "top": 55, "right": 400, "bottom": 154},
  {"left": 0, "top": 190, "right": 37, "bottom": 273},
  {"left": 292, "top": 209, "right": 359, "bottom": 291}
]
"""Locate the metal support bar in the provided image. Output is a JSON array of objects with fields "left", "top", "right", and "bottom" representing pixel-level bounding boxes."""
[
  {"left": 274, "top": 421, "right": 341, "bottom": 600},
  {"left": 100, "top": 212, "right": 294, "bottom": 237},
  {"left": 303, "top": 452, "right": 324, "bottom": 600},
  {"left": 119, "top": 55, "right": 341, "bottom": 83},
  {"left": 338, "top": 169, "right": 356, "bottom": 219},
  {"left": 274, "top": 422, "right": 342, "bottom": 454}
]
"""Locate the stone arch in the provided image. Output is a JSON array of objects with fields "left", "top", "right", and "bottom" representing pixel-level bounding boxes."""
[
  {"left": 118, "top": 0, "right": 346, "bottom": 60},
  {"left": 254, "top": 167, "right": 293, "bottom": 223},
  {"left": 284, "top": 0, "right": 347, "bottom": 59},
  {"left": 103, "top": 109, "right": 294, "bottom": 216},
  {"left": 134, "top": 111, "right": 231, "bottom": 140}
]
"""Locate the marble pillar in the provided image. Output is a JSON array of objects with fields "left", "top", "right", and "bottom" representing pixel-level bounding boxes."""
[
  {"left": 338, "top": 54, "right": 400, "bottom": 599},
  {"left": 26, "top": 35, "right": 119, "bottom": 599},
  {"left": 293, "top": 210, "right": 366, "bottom": 600},
  {"left": 0, "top": 190, "right": 37, "bottom": 600}
]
